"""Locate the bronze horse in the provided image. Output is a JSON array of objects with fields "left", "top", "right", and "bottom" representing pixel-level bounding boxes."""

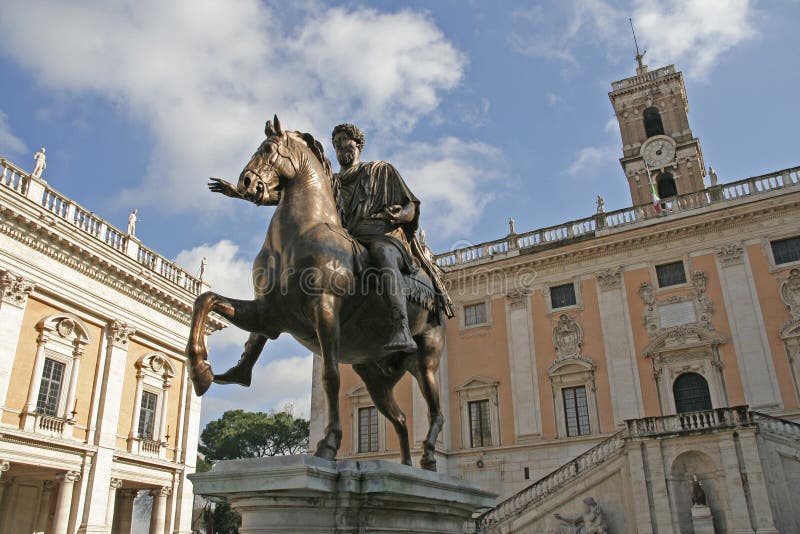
[{"left": 186, "top": 116, "right": 445, "bottom": 470}]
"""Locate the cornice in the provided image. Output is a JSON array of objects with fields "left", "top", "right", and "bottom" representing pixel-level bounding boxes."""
[
  {"left": 0, "top": 208, "right": 225, "bottom": 331},
  {"left": 444, "top": 196, "right": 800, "bottom": 290}
]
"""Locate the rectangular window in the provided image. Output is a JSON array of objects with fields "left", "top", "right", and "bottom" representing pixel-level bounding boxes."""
[
  {"left": 772, "top": 236, "right": 800, "bottom": 265},
  {"left": 138, "top": 390, "right": 158, "bottom": 440},
  {"left": 468, "top": 399, "right": 492, "bottom": 448},
  {"left": 562, "top": 386, "right": 591, "bottom": 437},
  {"left": 358, "top": 406, "right": 379, "bottom": 453},
  {"left": 550, "top": 283, "right": 577, "bottom": 309},
  {"left": 36, "top": 358, "right": 65, "bottom": 417},
  {"left": 464, "top": 302, "right": 487, "bottom": 327},
  {"left": 656, "top": 261, "right": 687, "bottom": 287}
]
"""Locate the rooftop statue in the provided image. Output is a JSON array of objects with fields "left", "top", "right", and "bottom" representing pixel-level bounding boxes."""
[
  {"left": 32, "top": 147, "right": 46, "bottom": 179},
  {"left": 187, "top": 116, "right": 452, "bottom": 470}
]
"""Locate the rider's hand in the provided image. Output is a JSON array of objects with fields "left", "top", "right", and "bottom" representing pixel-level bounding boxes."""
[
  {"left": 208, "top": 178, "right": 241, "bottom": 198},
  {"left": 385, "top": 204, "right": 403, "bottom": 222}
]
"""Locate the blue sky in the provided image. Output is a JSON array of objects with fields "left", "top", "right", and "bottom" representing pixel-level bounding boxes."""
[{"left": 1, "top": 0, "right": 798, "bottom": 428}]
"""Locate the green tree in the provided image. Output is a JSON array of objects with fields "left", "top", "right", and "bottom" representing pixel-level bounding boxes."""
[
  {"left": 197, "top": 408, "right": 310, "bottom": 533},
  {"left": 199, "top": 408, "right": 310, "bottom": 460}
]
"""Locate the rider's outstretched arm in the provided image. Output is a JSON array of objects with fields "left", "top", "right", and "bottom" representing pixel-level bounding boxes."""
[{"left": 208, "top": 178, "right": 247, "bottom": 201}]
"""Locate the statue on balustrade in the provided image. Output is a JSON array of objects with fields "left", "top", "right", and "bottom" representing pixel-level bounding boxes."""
[
  {"left": 553, "top": 496, "right": 608, "bottom": 534},
  {"left": 32, "top": 147, "right": 46, "bottom": 179},
  {"left": 185, "top": 115, "right": 453, "bottom": 471}
]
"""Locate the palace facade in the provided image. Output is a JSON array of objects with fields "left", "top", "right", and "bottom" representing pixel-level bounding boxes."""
[
  {"left": 0, "top": 158, "right": 223, "bottom": 533},
  {"left": 311, "top": 60, "right": 800, "bottom": 532}
]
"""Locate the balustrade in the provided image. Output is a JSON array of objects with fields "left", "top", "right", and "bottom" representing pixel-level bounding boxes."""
[
  {"left": 0, "top": 158, "right": 203, "bottom": 294},
  {"left": 437, "top": 164, "right": 800, "bottom": 268}
]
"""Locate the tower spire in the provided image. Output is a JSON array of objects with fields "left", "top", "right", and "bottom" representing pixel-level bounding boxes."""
[{"left": 629, "top": 18, "right": 648, "bottom": 75}]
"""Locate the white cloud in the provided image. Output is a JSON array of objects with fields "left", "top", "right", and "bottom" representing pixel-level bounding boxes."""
[
  {"left": 633, "top": 0, "right": 757, "bottom": 79},
  {"left": 511, "top": 0, "right": 757, "bottom": 79},
  {"left": 174, "top": 239, "right": 253, "bottom": 349},
  {"left": 200, "top": 353, "right": 313, "bottom": 428},
  {"left": 0, "top": 1, "right": 465, "bottom": 212},
  {"left": 566, "top": 145, "right": 618, "bottom": 176},
  {"left": 0, "top": 110, "right": 27, "bottom": 155},
  {"left": 390, "top": 137, "right": 504, "bottom": 238}
]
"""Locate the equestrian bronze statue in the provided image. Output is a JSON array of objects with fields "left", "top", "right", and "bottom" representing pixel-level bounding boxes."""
[{"left": 186, "top": 116, "right": 453, "bottom": 470}]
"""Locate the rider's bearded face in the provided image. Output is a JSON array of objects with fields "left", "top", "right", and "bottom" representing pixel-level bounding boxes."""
[{"left": 334, "top": 135, "right": 358, "bottom": 167}]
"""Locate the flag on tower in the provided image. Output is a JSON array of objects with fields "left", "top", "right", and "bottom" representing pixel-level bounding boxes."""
[{"left": 644, "top": 161, "right": 661, "bottom": 214}]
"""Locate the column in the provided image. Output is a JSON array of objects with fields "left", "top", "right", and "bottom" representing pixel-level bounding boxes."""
[
  {"left": 595, "top": 267, "right": 644, "bottom": 424},
  {"left": 642, "top": 441, "right": 675, "bottom": 533},
  {"left": 149, "top": 487, "right": 170, "bottom": 534},
  {"left": 308, "top": 353, "right": 327, "bottom": 447},
  {"left": 0, "top": 460, "right": 10, "bottom": 513},
  {"left": 52, "top": 471, "right": 81, "bottom": 534},
  {"left": 22, "top": 333, "right": 48, "bottom": 430},
  {"left": 504, "top": 289, "right": 541, "bottom": 439},
  {"left": 106, "top": 478, "right": 122, "bottom": 527},
  {"left": 0, "top": 271, "right": 35, "bottom": 418},
  {"left": 158, "top": 379, "right": 170, "bottom": 442},
  {"left": 114, "top": 489, "right": 137, "bottom": 534},
  {"left": 63, "top": 346, "right": 84, "bottom": 421},
  {"left": 129, "top": 372, "right": 145, "bottom": 448},
  {"left": 716, "top": 243, "right": 782, "bottom": 408},
  {"left": 34, "top": 481, "right": 55, "bottom": 534}
]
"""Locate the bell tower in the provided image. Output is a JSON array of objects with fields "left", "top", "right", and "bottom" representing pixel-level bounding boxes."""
[{"left": 608, "top": 54, "right": 706, "bottom": 206}]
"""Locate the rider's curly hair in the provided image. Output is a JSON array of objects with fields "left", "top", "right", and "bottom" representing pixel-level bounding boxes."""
[{"left": 331, "top": 123, "right": 365, "bottom": 150}]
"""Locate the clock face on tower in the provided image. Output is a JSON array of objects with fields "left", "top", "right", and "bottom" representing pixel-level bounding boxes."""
[{"left": 641, "top": 135, "right": 677, "bottom": 168}]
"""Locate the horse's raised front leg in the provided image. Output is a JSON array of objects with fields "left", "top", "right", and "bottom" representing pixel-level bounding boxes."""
[
  {"left": 310, "top": 292, "right": 343, "bottom": 461},
  {"left": 410, "top": 326, "right": 445, "bottom": 471},
  {"left": 186, "top": 291, "right": 264, "bottom": 396},
  {"left": 353, "top": 362, "right": 411, "bottom": 466},
  {"left": 213, "top": 333, "right": 268, "bottom": 387}
]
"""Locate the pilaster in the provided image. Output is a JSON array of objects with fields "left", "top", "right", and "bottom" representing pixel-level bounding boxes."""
[
  {"left": 0, "top": 270, "right": 35, "bottom": 418},
  {"left": 715, "top": 243, "right": 781, "bottom": 408},
  {"left": 78, "top": 320, "right": 134, "bottom": 533},
  {"left": 504, "top": 288, "right": 541, "bottom": 440},
  {"left": 595, "top": 267, "right": 644, "bottom": 424}
]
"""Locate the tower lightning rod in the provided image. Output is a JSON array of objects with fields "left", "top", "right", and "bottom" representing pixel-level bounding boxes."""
[{"left": 629, "top": 18, "right": 647, "bottom": 72}]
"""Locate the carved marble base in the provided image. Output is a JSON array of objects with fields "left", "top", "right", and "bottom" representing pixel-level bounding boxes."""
[
  {"left": 691, "top": 504, "right": 714, "bottom": 534},
  {"left": 189, "top": 455, "right": 496, "bottom": 533}
]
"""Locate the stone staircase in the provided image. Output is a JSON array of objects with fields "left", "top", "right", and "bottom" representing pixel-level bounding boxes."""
[{"left": 468, "top": 406, "right": 800, "bottom": 533}]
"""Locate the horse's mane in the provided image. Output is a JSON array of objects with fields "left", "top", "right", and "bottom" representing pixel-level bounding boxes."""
[{"left": 297, "top": 131, "right": 333, "bottom": 180}]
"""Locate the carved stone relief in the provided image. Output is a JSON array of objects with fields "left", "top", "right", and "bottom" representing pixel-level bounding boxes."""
[
  {"left": 717, "top": 243, "right": 744, "bottom": 267},
  {"left": 553, "top": 314, "right": 583, "bottom": 359},
  {"left": 596, "top": 267, "right": 622, "bottom": 291},
  {"left": 0, "top": 270, "right": 35, "bottom": 307},
  {"left": 780, "top": 268, "right": 800, "bottom": 320}
]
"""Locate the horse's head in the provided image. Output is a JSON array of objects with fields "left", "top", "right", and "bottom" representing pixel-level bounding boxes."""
[{"left": 238, "top": 114, "right": 331, "bottom": 206}]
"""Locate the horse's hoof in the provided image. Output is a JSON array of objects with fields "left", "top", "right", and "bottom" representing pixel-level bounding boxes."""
[
  {"left": 420, "top": 457, "right": 437, "bottom": 472},
  {"left": 190, "top": 361, "right": 214, "bottom": 396},
  {"left": 313, "top": 441, "right": 338, "bottom": 461}
]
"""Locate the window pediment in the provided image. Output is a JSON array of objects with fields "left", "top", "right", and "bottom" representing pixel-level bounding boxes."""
[
  {"left": 455, "top": 376, "right": 499, "bottom": 392},
  {"left": 37, "top": 314, "right": 91, "bottom": 346},
  {"left": 548, "top": 356, "right": 595, "bottom": 377},
  {"left": 135, "top": 352, "right": 175, "bottom": 380},
  {"left": 644, "top": 325, "right": 725, "bottom": 357}
]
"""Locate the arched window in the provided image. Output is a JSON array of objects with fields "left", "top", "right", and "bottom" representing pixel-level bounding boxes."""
[
  {"left": 643, "top": 107, "right": 665, "bottom": 138},
  {"left": 657, "top": 172, "right": 678, "bottom": 198},
  {"left": 673, "top": 373, "right": 712, "bottom": 413}
]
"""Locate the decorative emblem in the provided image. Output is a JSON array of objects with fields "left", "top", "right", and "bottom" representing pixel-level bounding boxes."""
[
  {"left": 717, "top": 243, "right": 744, "bottom": 267},
  {"left": 56, "top": 318, "right": 76, "bottom": 338},
  {"left": 692, "top": 270, "right": 713, "bottom": 328},
  {"left": 552, "top": 314, "right": 583, "bottom": 359},
  {"left": 780, "top": 268, "right": 800, "bottom": 320}
]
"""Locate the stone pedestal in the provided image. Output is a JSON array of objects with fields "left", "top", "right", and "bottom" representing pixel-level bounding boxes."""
[
  {"left": 691, "top": 504, "right": 714, "bottom": 534},
  {"left": 189, "top": 455, "right": 496, "bottom": 534}
]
